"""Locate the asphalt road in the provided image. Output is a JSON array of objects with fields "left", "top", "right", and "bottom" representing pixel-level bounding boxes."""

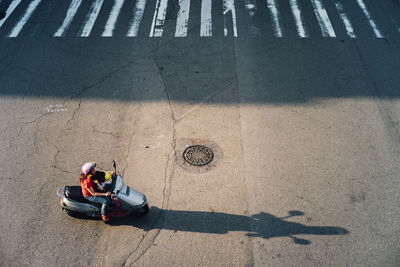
[{"left": 0, "top": 0, "right": 399, "bottom": 266}]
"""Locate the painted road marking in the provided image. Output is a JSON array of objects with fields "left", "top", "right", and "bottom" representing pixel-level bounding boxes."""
[
  {"left": 7, "top": 0, "right": 42, "bottom": 37},
  {"left": 223, "top": 0, "right": 237, "bottom": 37},
  {"left": 79, "top": 0, "right": 105, "bottom": 37},
  {"left": 266, "top": 0, "right": 284, "bottom": 37},
  {"left": 310, "top": 0, "right": 335, "bottom": 37},
  {"left": 244, "top": 0, "right": 260, "bottom": 36},
  {"left": 0, "top": 0, "right": 23, "bottom": 29},
  {"left": 127, "top": 0, "right": 147, "bottom": 37},
  {"left": 46, "top": 104, "right": 68, "bottom": 113},
  {"left": 200, "top": 0, "right": 212, "bottom": 36},
  {"left": 0, "top": 0, "right": 391, "bottom": 38},
  {"left": 149, "top": 0, "right": 168, "bottom": 37},
  {"left": 333, "top": 0, "right": 356, "bottom": 38},
  {"left": 54, "top": 0, "right": 83, "bottom": 37},
  {"left": 31, "top": 0, "right": 59, "bottom": 37},
  {"left": 102, "top": 0, "right": 126, "bottom": 37},
  {"left": 289, "top": 0, "right": 308, "bottom": 37},
  {"left": 175, "top": 0, "right": 191, "bottom": 37},
  {"left": 355, "top": 0, "right": 383, "bottom": 38}
]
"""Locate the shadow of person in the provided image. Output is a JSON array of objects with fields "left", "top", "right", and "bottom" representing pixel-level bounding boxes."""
[
  {"left": 114, "top": 207, "right": 348, "bottom": 245},
  {"left": 248, "top": 212, "right": 348, "bottom": 244}
]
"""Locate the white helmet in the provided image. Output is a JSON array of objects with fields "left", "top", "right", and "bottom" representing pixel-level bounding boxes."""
[{"left": 81, "top": 162, "right": 96, "bottom": 175}]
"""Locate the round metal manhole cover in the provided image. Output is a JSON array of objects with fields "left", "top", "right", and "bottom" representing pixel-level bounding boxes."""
[{"left": 183, "top": 145, "right": 214, "bottom": 166}]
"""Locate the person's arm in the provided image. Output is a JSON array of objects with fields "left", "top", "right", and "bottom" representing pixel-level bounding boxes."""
[
  {"left": 86, "top": 186, "right": 111, "bottom": 197},
  {"left": 93, "top": 180, "right": 103, "bottom": 191}
]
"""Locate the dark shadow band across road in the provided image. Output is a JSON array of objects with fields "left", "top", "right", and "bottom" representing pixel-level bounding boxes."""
[{"left": 0, "top": 37, "right": 399, "bottom": 105}]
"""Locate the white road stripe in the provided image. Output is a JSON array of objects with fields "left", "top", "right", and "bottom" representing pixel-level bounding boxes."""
[
  {"left": 54, "top": 0, "right": 83, "bottom": 37},
  {"left": 289, "top": 0, "right": 308, "bottom": 37},
  {"left": 333, "top": 1, "right": 356, "bottom": 38},
  {"left": 175, "top": 0, "right": 191, "bottom": 37},
  {"left": 102, "top": 0, "right": 125, "bottom": 37},
  {"left": 79, "top": 0, "right": 104, "bottom": 37},
  {"left": 31, "top": 0, "right": 59, "bottom": 37},
  {"left": 7, "top": 0, "right": 42, "bottom": 37},
  {"left": 149, "top": 0, "right": 168, "bottom": 37},
  {"left": 310, "top": 0, "right": 336, "bottom": 37},
  {"left": 200, "top": 0, "right": 212, "bottom": 36},
  {"left": 244, "top": 0, "right": 260, "bottom": 36},
  {"left": 223, "top": 0, "right": 237, "bottom": 37},
  {"left": 127, "top": 0, "right": 147, "bottom": 37},
  {"left": 355, "top": 0, "right": 383, "bottom": 38},
  {"left": 0, "top": 0, "right": 23, "bottom": 29},
  {"left": 266, "top": 0, "right": 284, "bottom": 37}
]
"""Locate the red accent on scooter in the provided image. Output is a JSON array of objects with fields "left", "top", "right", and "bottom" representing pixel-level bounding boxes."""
[{"left": 106, "top": 199, "right": 130, "bottom": 218}]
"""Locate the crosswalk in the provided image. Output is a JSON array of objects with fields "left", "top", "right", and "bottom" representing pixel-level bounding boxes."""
[{"left": 0, "top": 0, "right": 398, "bottom": 38}]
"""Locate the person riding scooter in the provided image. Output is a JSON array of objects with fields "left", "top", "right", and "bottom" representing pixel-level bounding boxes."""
[
  {"left": 79, "top": 162, "right": 115, "bottom": 222},
  {"left": 92, "top": 169, "right": 113, "bottom": 192}
]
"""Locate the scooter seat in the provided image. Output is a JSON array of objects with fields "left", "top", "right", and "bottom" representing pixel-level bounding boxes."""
[{"left": 64, "top": 186, "right": 92, "bottom": 204}]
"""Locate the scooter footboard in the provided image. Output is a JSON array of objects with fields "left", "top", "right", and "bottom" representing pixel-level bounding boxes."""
[{"left": 61, "top": 197, "right": 101, "bottom": 214}]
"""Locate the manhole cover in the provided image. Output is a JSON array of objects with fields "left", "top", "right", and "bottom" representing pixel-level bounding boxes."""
[{"left": 183, "top": 145, "right": 214, "bottom": 166}]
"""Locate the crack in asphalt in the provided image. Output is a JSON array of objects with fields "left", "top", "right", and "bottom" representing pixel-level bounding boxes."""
[
  {"left": 121, "top": 41, "right": 176, "bottom": 267},
  {"left": 48, "top": 141, "right": 73, "bottom": 174},
  {"left": 0, "top": 125, "right": 9, "bottom": 135},
  {"left": 351, "top": 41, "right": 400, "bottom": 148},
  {"left": 92, "top": 125, "right": 113, "bottom": 136},
  {"left": 233, "top": 37, "right": 255, "bottom": 267},
  {"left": 21, "top": 112, "right": 51, "bottom": 125},
  {"left": 66, "top": 60, "right": 137, "bottom": 126},
  {"left": 8, "top": 125, "right": 23, "bottom": 150},
  {"left": 121, "top": 104, "right": 142, "bottom": 178},
  {"left": 70, "top": 60, "right": 137, "bottom": 100},
  {"left": 25, "top": 125, "right": 40, "bottom": 158},
  {"left": 67, "top": 98, "right": 81, "bottom": 126},
  {"left": 0, "top": 169, "right": 25, "bottom": 181}
]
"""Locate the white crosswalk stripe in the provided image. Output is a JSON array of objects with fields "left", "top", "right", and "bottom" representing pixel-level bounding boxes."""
[
  {"left": 7, "top": 0, "right": 42, "bottom": 37},
  {"left": 334, "top": 0, "right": 356, "bottom": 38},
  {"left": 355, "top": 0, "right": 383, "bottom": 38},
  {"left": 223, "top": 0, "right": 238, "bottom": 37},
  {"left": 149, "top": 0, "right": 168, "bottom": 37},
  {"left": 127, "top": 0, "right": 147, "bottom": 37},
  {"left": 289, "top": 0, "right": 308, "bottom": 38},
  {"left": 79, "top": 0, "right": 105, "bottom": 37},
  {"left": 311, "top": 0, "right": 335, "bottom": 37},
  {"left": 175, "top": 0, "right": 191, "bottom": 37},
  {"left": 0, "top": 0, "right": 23, "bottom": 29},
  {"left": 266, "top": 0, "right": 284, "bottom": 37},
  {"left": 54, "top": 0, "right": 83, "bottom": 37},
  {"left": 244, "top": 0, "right": 260, "bottom": 36},
  {"left": 102, "top": 0, "right": 126, "bottom": 37},
  {"left": 0, "top": 0, "right": 396, "bottom": 38},
  {"left": 31, "top": 0, "right": 59, "bottom": 37},
  {"left": 200, "top": 0, "right": 212, "bottom": 37}
]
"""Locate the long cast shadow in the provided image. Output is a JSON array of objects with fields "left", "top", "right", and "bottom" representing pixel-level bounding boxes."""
[{"left": 113, "top": 207, "right": 349, "bottom": 245}]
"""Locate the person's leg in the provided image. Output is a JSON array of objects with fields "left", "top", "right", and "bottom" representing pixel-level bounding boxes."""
[
  {"left": 85, "top": 196, "right": 110, "bottom": 215},
  {"left": 99, "top": 197, "right": 110, "bottom": 216}
]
